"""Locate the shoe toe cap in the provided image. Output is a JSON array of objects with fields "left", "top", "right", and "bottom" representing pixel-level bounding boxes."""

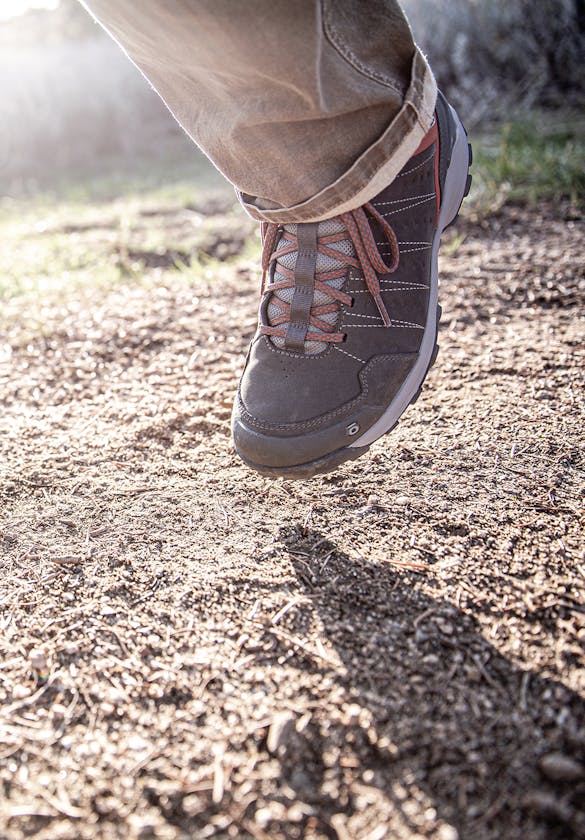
[
  {"left": 231, "top": 397, "right": 381, "bottom": 473},
  {"left": 232, "top": 352, "right": 418, "bottom": 475}
]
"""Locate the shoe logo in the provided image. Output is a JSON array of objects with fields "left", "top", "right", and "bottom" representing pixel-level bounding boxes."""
[{"left": 346, "top": 422, "right": 360, "bottom": 436}]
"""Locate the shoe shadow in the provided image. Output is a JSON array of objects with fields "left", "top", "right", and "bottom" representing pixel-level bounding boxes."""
[{"left": 272, "top": 524, "right": 585, "bottom": 840}]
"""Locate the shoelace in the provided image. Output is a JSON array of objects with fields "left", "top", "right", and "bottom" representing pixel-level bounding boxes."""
[{"left": 260, "top": 202, "right": 400, "bottom": 347}]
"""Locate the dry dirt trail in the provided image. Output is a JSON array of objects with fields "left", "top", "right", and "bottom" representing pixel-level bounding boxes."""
[{"left": 0, "top": 202, "right": 584, "bottom": 840}]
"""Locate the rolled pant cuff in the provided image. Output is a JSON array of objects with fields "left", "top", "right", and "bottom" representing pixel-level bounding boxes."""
[{"left": 240, "top": 48, "right": 437, "bottom": 225}]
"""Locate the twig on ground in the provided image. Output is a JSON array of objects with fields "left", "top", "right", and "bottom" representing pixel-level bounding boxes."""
[
  {"left": 48, "top": 555, "right": 84, "bottom": 566},
  {"left": 249, "top": 618, "right": 339, "bottom": 669},
  {"left": 270, "top": 596, "right": 306, "bottom": 626},
  {"left": 519, "top": 671, "right": 531, "bottom": 711},
  {"left": 212, "top": 745, "right": 226, "bottom": 805}
]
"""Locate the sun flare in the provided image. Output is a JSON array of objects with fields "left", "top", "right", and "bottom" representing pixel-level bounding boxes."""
[{"left": 0, "top": 0, "right": 60, "bottom": 22}]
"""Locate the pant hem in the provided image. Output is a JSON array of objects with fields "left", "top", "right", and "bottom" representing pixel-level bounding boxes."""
[{"left": 240, "top": 48, "right": 437, "bottom": 224}]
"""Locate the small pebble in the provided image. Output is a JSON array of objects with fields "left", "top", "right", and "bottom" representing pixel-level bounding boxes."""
[
  {"left": 182, "top": 793, "right": 204, "bottom": 817},
  {"left": 539, "top": 752, "right": 584, "bottom": 782},
  {"left": 255, "top": 807, "right": 272, "bottom": 827},
  {"left": 524, "top": 790, "right": 573, "bottom": 823},
  {"left": 266, "top": 712, "right": 296, "bottom": 754},
  {"left": 128, "top": 815, "right": 157, "bottom": 840},
  {"left": 12, "top": 684, "right": 30, "bottom": 700},
  {"left": 106, "top": 687, "right": 126, "bottom": 706},
  {"left": 423, "top": 654, "right": 440, "bottom": 667},
  {"left": 128, "top": 735, "right": 149, "bottom": 752},
  {"left": 437, "top": 826, "right": 459, "bottom": 840},
  {"left": 30, "top": 649, "right": 47, "bottom": 671},
  {"left": 345, "top": 703, "right": 362, "bottom": 725},
  {"left": 52, "top": 703, "right": 68, "bottom": 720},
  {"left": 287, "top": 803, "right": 311, "bottom": 822}
]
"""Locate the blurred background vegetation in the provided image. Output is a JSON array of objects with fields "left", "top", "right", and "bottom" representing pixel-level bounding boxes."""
[{"left": 0, "top": 0, "right": 584, "bottom": 208}]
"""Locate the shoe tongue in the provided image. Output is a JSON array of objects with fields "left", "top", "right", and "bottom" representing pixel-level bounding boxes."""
[{"left": 267, "top": 219, "right": 354, "bottom": 354}]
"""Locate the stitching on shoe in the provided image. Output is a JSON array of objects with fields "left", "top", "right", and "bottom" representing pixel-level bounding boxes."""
[
  {"left": 381, "top": 195, "right": 436, "bottom": 217},
  {"left": 395, "top": 150, "right": 435, "bottom": 178},
  {"left": 388, "top": 245, "right": 432, "bottom": 254},
  {"left": 333, "top": 345, "right": 366, "bottom": 364},
  {"left": 345, "top": 320, "right": 424, "bottom": 329},
  {"left": 258, "top": 334, "right": 334, "bottom": 361},
  {"left": 352, "top": 284, "right": 429, "bottom": 292},
  {"left": 375, "top": 191, "right": 435, "bottom": 207},
  {"left": 394, "top": 240, "right": 432, "bottom": 246},
  {"left": 237, "top": 354, "right": 409, "bottom": 432},
  {"left": 237, "top": 379, "right": 369, "bottom": 431},
  {"left": 237, "top": 350, "right": 419, "bottom": 432},
  {"left": 385, "top": 284, "right": 430, "bottom": 291},
  {"left": 379, "top": 278, "right": 428, "bottom": 286}
]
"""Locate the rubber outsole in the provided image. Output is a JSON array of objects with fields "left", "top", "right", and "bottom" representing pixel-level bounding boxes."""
[{"left": 239, "top": 124, "right": 473, "bottom": 480}]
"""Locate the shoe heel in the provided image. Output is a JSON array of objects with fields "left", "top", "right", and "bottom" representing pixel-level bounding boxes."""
[{"left": 440, "top": 107, "right": 472, "bottom": 232}]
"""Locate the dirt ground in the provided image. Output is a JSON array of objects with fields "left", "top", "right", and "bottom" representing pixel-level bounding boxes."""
[{"left": 0, "top": 196, "right": 584, "bottom": 840}]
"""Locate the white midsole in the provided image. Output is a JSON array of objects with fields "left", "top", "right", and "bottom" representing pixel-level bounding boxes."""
[{"left": 349, "top": 104, "right": 469, "bottom": 450}]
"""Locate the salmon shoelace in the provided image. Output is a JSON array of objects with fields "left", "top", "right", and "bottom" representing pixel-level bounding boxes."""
[{"left": 259, "top": 202, "right": 399, "bottom": 346}]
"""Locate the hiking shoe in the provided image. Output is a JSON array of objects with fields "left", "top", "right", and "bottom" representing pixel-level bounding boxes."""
[{"left": 232, "top": 92, "right": 472, "bottom": 479}]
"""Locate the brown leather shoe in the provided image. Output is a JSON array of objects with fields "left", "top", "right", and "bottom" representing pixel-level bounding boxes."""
[{"left": 232, "top": 92, "right": 472, "bottom": 478}]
